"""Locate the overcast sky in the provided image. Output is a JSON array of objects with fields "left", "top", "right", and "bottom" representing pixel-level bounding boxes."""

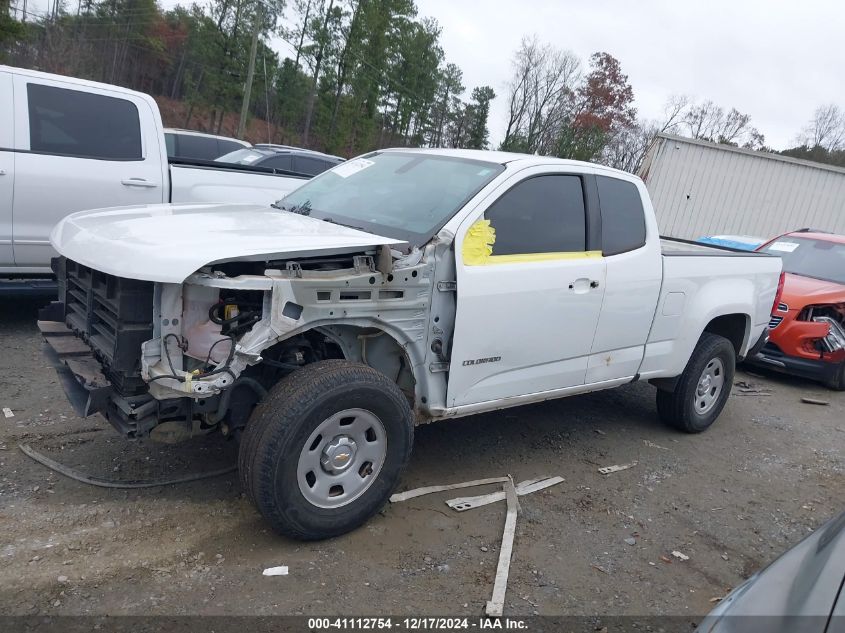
[
  {"left": 128, "top": 0, "right": 845, "bottom": 149},
  {"left": 410, "top": 0, "right": 845, "bottom": 150}
]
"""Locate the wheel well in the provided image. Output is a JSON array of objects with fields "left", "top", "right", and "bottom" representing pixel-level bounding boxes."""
[
  {"left": 703, "top": 314, "right": 748, "bottom": 355},
  {"left": 225, "top": 326, "right": 415, "bottom": 433},
  {"left": 254, "top": 325, "right": 415, "bottom": 397}
]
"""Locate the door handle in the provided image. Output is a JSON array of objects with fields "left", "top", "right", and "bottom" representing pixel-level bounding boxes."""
[
  {"left": 121, "top": 178, "right": 158, "bottom": 188},
  {"left": 568, "top": 279, "right": 601, "bottom": 291},
  {"left": 0, "top": 169, "right": 6, "bottom": 176}
]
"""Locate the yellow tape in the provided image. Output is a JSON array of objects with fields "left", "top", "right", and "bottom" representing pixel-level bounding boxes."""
[
  {"left": 462, "top": 218, "right": 603, "bottom": 265},
  {"left": 462, "top": 219, "right": 497, "bottom": 266},
  {"left": 485, "top": 250, "right": 603, "bottom": 264}
]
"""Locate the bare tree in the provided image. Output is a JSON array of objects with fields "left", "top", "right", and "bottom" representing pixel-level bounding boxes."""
[
  {"left": 799, "top": 104, "right": 845, "bottom": 150},
  {"left": 501, "top": 36, "right": 581, "bottom": 153}
]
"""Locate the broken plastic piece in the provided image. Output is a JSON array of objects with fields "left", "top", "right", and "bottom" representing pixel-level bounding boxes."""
[
  {"left": 389, "top": 477, "right": 509, "bottom": 503},
  {"left": 262, "top": 566, "right": 289, "bottom": 576},
  {"left": 446, "top": 476, "right": 564, "bottom": 511},
  {"left": 671, "top": 550, "right": 690, "bottom": 561},
  {"left": 598, "top": 461, "right": 638, "bottom": 475},
  {"left": 485, "top": 476, "right": 518, "bottom": 617},
  {"left": 2, "top": 407, "right": 13, "bottom": 418}
]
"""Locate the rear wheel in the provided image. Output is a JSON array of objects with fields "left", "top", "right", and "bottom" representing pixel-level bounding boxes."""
[
  {"left": 656, "top": 333, "right": 736, "bottom": 433},
  {"left": 238, "top": 360, "right": 413, "bottom": 540},
  {"left": 824, "top": 362, "right": 845, "bottom": 391}
]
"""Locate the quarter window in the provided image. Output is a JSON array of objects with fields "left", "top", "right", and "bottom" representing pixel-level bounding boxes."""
[
  {"left": 27, "top": 84, "right": 142, "bottom": 160},
  {"left": 485, "top": 175, "right": 586, "bottom": 255},
  {"left": 596, "top": 176, "right": 646, "bottom": 255}
]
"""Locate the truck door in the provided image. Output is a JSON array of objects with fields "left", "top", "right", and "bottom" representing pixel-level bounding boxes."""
[
  {"left": 586, "top": 176, "right": 662, "bottom": 383},
  {"left": 0, "top": 71, "right": 13, "bottom": 268},
  {"left": 11, "top": 76, "right": 165, "bottom": 269},
  {"left": 447, "top": 170, "right": 607, "bottom": 408}
]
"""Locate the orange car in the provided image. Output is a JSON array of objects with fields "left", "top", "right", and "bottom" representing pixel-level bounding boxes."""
[{"left": 749, "top": 229, "right": 845, "bottom": 390}]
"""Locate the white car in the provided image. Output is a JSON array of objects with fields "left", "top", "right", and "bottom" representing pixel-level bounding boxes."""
[
  {"left": 39, "top": 148, "right": 783, "bottom": 539},
  {"left": 0, "top": 65, "right": 306, "bottom": 278}
]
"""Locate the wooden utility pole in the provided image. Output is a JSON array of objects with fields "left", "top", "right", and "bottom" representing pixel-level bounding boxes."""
[{"left": 237, "top": 3, "right": 262, "bottom": 140}]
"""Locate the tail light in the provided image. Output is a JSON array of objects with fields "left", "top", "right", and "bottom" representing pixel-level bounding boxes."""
[{"left": 771, "top": 271, "right": 785, "bottom": 315}]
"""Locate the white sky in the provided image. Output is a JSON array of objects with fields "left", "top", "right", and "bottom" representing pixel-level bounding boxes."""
[
  {"left": 33, "top": 0, "right": 845, "bottom": 150},
  {"left": 411, "top": 0, "right": 845, "bottom": 150}
]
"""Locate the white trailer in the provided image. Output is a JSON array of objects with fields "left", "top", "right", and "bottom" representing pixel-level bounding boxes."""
[{"left": 638, "top": 133, "right": 845, "bottom": 240}]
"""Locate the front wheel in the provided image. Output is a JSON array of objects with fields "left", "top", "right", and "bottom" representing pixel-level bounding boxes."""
[
  {"left": 238, "top": 360, "right": 414, "bottom": 540},
  {"left": 656, "top": 333, "right": 736, "bottom": 433}
]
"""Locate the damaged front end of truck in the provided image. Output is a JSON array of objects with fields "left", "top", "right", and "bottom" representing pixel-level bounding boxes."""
[{"left": 38, "top": 204, "right": 457, "bottom": 443}]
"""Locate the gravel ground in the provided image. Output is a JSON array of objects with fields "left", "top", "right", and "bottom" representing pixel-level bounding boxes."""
[{"left": 0, "top": 296, "right": 843, "bottom": 620}]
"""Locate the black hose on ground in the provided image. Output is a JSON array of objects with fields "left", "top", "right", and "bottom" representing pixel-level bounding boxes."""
[{"left": 18, "top": 443, "right": 236, "bottom": 489}]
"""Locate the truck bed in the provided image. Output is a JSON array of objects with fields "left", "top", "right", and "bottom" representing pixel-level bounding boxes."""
[{"left": 660, "top": 236, "right": 774, "bottom": 257}]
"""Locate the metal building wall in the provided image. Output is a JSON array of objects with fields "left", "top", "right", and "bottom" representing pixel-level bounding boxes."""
[{"left": 638, "top": 134, "right": 845, "bottom": 240}]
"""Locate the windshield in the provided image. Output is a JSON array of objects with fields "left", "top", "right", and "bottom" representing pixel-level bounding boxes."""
[
  {"left": 760, "top": 236, "right": 845, "bottom": 285},
  {"left": 274, "top": 151, "right": 505, "bottom": 245},
  {"left": 216, "top": 148, "right": 272, "bottom": 164}
]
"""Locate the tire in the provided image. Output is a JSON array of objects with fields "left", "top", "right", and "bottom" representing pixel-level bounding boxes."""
[
  {"left": 824, "top": 362, "right": 845, "bottom": 391},
  {"left": 656, "top": 333, "right": 736, "bottom": 433},
  {"left": 238, "top": 360, "right": 414, "bottom": 540}
]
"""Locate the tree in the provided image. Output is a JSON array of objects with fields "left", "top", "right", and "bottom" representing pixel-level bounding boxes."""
[
  {"left": 680, "top": 99, "right": 761, "bottom": 147},
  {"left": 464, "top": 85, "right": 495, "bottom": 149},
  {"left": 555, "top": 52, "right": 635, "bottom": 162},
  {"left": 798, "top": 104, "right": 845, "bottom": 151},
  {"left": 500, "top": 36, "right": 581, "bottom": 154}
]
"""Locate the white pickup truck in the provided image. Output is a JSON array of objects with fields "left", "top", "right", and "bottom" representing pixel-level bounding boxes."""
[
  {"left": 0, "top": 65, "right": 307, "bottom": 279},
  {"left": 38, "top": 148, "right": 782, "bottom": 540}
]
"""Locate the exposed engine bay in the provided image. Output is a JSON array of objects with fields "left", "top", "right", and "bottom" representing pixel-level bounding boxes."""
[{"left": 41, "top": 239, "right": 457, "bottom": 442}]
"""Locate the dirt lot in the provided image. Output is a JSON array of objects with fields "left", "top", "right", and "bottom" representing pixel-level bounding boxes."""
[{"left": 1, "top": 296, "right": 843, "bottom": 620}]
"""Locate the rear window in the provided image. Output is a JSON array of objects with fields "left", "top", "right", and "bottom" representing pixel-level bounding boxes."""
[
  {"left": 295, "top": 155, "right": 336, "bottom": 176},
  {"left": 216, "top": 148, "right": 271, "bottom": 165},
  {"left": 175, "top": 134, "right": 221, "bottom": 160},
  {"left": 217, "top": 139, "right": 247, "bottom": 156},
  {"left": 261, "top": 155, "right": 294, "bottom": 171},
  {"left": 27, "top": 83, "right": 141, "bottom": 160},
  {"left": 760, "top": 236, "right": 845, "bottom": 285},
  {"left": 596, "top": 176, "right": 646, "bottom": 255}
]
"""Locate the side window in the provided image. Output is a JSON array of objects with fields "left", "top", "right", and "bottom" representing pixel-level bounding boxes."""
[
  {"left": 164, "top": 133, "right": 176, "bottom": 157},
  {"left": 294, "top": 156, "right": 332, "bottom": 176},
  {"left": 262, "top": 155, "right": 294, "bottom": 171},
  {"left": 596, "top": 176, "right": 646, "bottom": 255},
  {"left": 27, "top": 83, "right": 142, "bottom": 160},
  {"left": 176, "top": 135, "right": 219, "bottom": 160},
  {"left": 484, "top": 175, "right": 586, "bottom": 255},
  {"left": 217, "top": 139, "right": 245, "bottom": 157}
]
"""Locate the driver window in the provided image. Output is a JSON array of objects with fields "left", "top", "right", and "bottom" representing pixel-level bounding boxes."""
[{"left": 463, "top": 175, "right": 587, "bottom": 265}]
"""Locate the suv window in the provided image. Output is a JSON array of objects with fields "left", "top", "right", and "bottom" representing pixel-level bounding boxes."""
[
  {"left": 295, "top": 155, "right": 334, "bottom": 176},
  {"left": 176, "top": 134, "right": 220, "bottom": 160},
  {"left": 597, "top": 176, "right": 646, "bottom": 255},
  {"left": 217, "top": 139, "right": 246, "bottom": 156},
  {"left": 261, "top": 155, "right": 294, "bottom": 171},
  {"left": 485, "top": 175, "right": 586, "bottom": 255},
  {"left": 27, "top": 83, "right": 142, "bottom": 160}
]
